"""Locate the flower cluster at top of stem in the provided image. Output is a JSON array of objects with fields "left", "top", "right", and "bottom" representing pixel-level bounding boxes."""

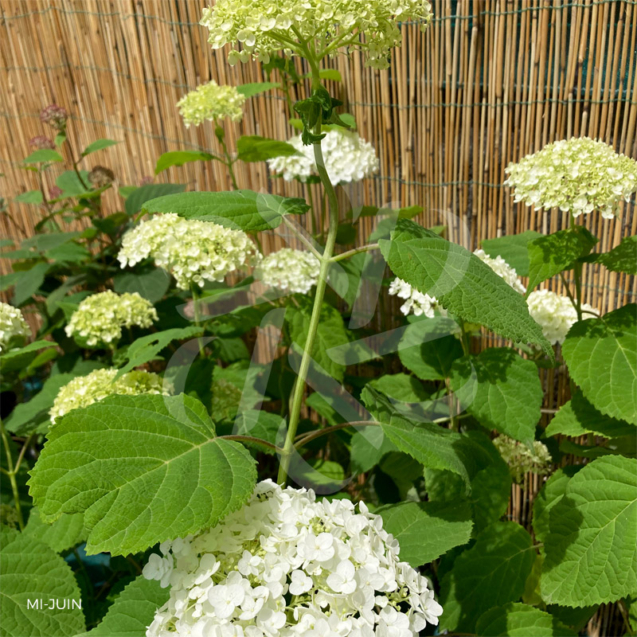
[
  {"left": 118, "top": 214, "right": 260, "bottom": 290},
  {"left": 143, "top": 479, "right": 442, "bottom": 637},
  {"left": 50, "top": 368, "right": 168, "bottom": 424},
  {"left": 505, "top": 137, "right": 637, "bottom": 219},
  {"left": 526, "top": 289, "right": 597, "bottom": 345},
  {"left": 177, "top": 81, "right": 247, "bottom": 127},
  {"left": 493, "top": 435, "right": 552, "bottom": 484},
  {"left": 258, "top": 248, "right": 321, "bottom": 294},
  {"left": 0, "top": 302, "right": 30, "bottom": 353},
  {"left": 268, "top": 129, "right": 380, "bottom": 185},
  {"left": 389, "top": 248, "right": 525, "bottom": 317},
  {"left": 200, "top": 0, "right": 433, "bottom": 69},
  {"left": 65, "top": 291, "right": 158, "bottom": 347}
]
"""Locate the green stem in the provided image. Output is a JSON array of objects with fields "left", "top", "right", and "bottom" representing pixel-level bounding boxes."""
[
  {"left": 569, "top": 213, "right": 584, "bottom": 321},
  {"left": 0, "top": 421, "right": 24, "bottom": 530},
  {"left": 190, "top": 285, "right": 205, "bottom": 357},
  {"left": 307, "top": 184, "right": 318, "bottom": 236},
  {"left": 277, "top": 60, "right": 340, "bottom": 486},
  {"left": 282, "top": 216, "right": 322, "bottom": 259},
  {"left": 331, "top": 243, "right": 379, "bottom": 263}
]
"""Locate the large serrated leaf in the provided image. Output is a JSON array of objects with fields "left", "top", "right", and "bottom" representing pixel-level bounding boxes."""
[
  {"left": 380, "top": 220, "right": 551, "bottom": 354},
  {"left": 589, "top": 235, "right": 637, "bottom": 275},
  {"left": 237, "top": 136, "right": 298, "bottom": 162},
  {"left": 439, "top": 522, "right": 536, "bottom": 633},
  {"left": 144, "top": 190, "right": 309, "bottom": 232},
  {"left": 378, "top": 500, "right": 473, "bottom": 567},
  {"left": 24, "top": 507, "right": 86, "bottom": 553},
  {"left": 540, "top": 456, "right": 637, "bottom": 607},
  {"left": 476, "top": 603, "right": 576, "bottom": 636},
  {"left": 562, "top": 304, "right": 637, "bottom": 423},
  {"left": 29, "top": 394, "right": 257, "bottom": 555},
  {"left": 450, "top": 348, "right": 543, "bottom": 443},
  {"left": 0, "top": 526, "right": 85, "bottom": 636},
  {"left": 154, "top": 150, "right": 216, "bottom": 175},
  {"left": 124, "top": 183, "right": 186, "bottom": 216}
]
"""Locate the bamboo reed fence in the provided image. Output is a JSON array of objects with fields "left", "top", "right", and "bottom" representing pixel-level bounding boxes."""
[{"left": 0, "top": 2, "right": 636, "bottom": 634}]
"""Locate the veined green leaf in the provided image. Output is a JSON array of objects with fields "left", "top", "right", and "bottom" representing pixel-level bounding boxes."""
[
  {"left": 82, "top": 138, "right": 119, "bottom": 156},
  {"left": 236, "top": 82, "right": 280, "bottom": 98},
  {"left": 154, "top": 150, "right": 216, "bottom": 175},
  {"left": 237, "top": 136, "right": 298, "bottom": 162},
  {"left": 476, "top": 603, "right": 576, "bottom": 636},
  {"left": 24, "top": 507, "right": 86, "bottom": 553},
  {"left": 124, "top": 183, "right": 186, "bottom": 216},
  {"left": 481, "top": 230, "right": 543, "bottom": 277},
  {"left": 1, "top": 340, "right": 57, "bottom": 375},
  {"left": 591, "top": 235, "right": 637, "bottom": 275},
  {"left": 23, "top": 149, "right": 64, "bottom": 164}
]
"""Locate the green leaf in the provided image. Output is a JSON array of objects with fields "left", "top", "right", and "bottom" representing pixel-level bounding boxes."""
[
  {"left": 476, "top": 603, "right": 577, "bottom": 636},
  {"left": 380, "top": 219, "right": 551, "bottom": 354},
  {"left": 545, "top": 389, "right": 635, "bottom": 438},
  {"left": 439, "top": 522, "right": 536, "bottom": 633},
  {"left": 154, "top": 150, "right": 216, "bottom": 175},
  {"left": 398, "top": 316, "right": 463, "bottom": 380},
  {"left": 144, "top": 190, "right": 309, "bottom": 232},
  {"left": 0, "top": 526, "right": 85, "bottom": 636},
  {"left": 1, "top": 340, "right": 57, "bottom": 375},
  {"left": 378, "top": 501, "right": 473, "bottom": 567},
  {"left": 481, "top": 230, "right": 543, "bottom": 277},
  {"left": 11, "top": 262, "right": 50, "bottom": 305},
  {"left": 527, "top": 227, "right": 597, "bottom": 290},
  {"left": 450, "top": 348, "right": 543, "bottom": 443},
  {"left": 124, "top": 183, "right": 186, "bottom": 216},
  {"left": 46, "top": 242, "right": 90, "bottom": 264},
  {"left": 287, "top": 298, "right": 349, "bottom": 381},
  {"left": 115, "top": 327, "right": 202, "bottom": 377},
  {"left": 93, "top": 212, "right": 129, "bottom": 236},
  {"left": 540, "top": 456, "right": 637, "bottom": 606},
  {"left": 82, "top": 138, "right": 119, "bottom": 156},
  {"left": 319, "top": 69, "right": 342, "bottom": 81},
  {"left": 23, "top": 231, "right": 82, "bottom": 252},
  {"left": 562, "top": 304, "right": 637, "bottom": 423},
  {"left": 24, "top": 507, "right": 86, "bottom": 553},
  {"left": 114, "top": 267, "right": 171, "bottom": 304},
  {"left": 55, "top": 170, "right": 92, "bottom": 198},
  {"left": 79, "top": 575, "right": 169, "bottom": 637},
  {"left": 14, "top": 190, "right": 43, "bottom": 204},
  {"left": 592, "top": 234, "right": 637, "bottom": 275},
  {"left": 237, "top": 136, "right": 298, "bottom": 162},
  {"left": 232, "top": 410, "right": 285, "bottom": 454},
  {"left": 236, "top": 82, "right": 280, "bottom": 97},
  {"left": 29, "top": 394, "right": 258, "bottom": 555},
  {"left": 23, "top": 149, "right": 64, "bottom": 164}
]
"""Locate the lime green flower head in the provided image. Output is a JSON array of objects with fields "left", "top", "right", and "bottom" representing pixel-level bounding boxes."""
[
  {"left": 50, "top": 368, "right": 169, "bottom": 424},
  {"left": 505, "top": 137, "right": 637, "bottom": 219},
  {"left": 200, "top": 0, "right": 433, "bottom": 70},
  {"left": 494, "top": 435, "right": 552, "bottom": 484},
  {"left": 0, "top": 302, "right": 30, "bottom": 353},
  {"left": 177, "top": 81, "right": 246, "bottom": 127}
]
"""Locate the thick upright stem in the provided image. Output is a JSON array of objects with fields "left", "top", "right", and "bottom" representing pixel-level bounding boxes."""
[
  {"left": 277, "top": 65, "right": 340, "bottom": 486},
  {"left": 1, "top": 421, "right": 24, "bottom": 530}
]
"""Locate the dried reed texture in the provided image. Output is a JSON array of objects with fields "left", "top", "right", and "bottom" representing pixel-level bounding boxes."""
[{"left": 0, "top": 3, "right": 635, "bottom": 632}]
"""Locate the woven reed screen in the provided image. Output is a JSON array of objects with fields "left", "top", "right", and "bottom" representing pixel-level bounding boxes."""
[{"left": 0, "top": 2, "right": 635, "bottom": 633}]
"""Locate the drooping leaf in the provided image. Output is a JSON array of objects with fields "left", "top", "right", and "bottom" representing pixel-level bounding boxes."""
[
  {"left": 23, "top": 149, "right": 64, "bottom": 164},
  {"left": 378, "top": 501, "right": 473, "bottom": 567},
  {"left": 79, "top": 575, "right": 169, "bottom": 637},
  {"left": 22, "top": 231, "right": 82, "bottom": 253},
  {"left": 0, "top": 340, "right": 57, "bottom": 375},
  {"left": 481, "top": 230, "right": 543, "bottom": 277},
  {"left": 154, "top": 150, "right": 216, "bottom": 175},
  {"left": 11, "top": 262, "right": 50, "bottom": 305},
  {"left": 232, "top": 410, "right": 285, "bottom": 454},
  {"left": 0, "top": 526, "right": 85, "bottom": 636},
  {"left": 14, "top": 190, "right": 43, "bottom": 204},
  {"left": 82, "top": 138, "right": 119, "bottom": 156},
  {"left": 379, "top": 220, "right": 551, "bottom": 354},
  {"left": 113, "top": 266, "right": 171, "bottom": 303},
  {"left": 237, "top": 136, "right": 298, "bottom": 162},
  {"left": 545, "top": 390, "right": 635, "bottom": 438},
  {"left": 124, "top": 183, "right": 186, "bottom": 216},
  {"left": 144, "top": 190, "right": 309, "bottom": 232},
  {"left": 476, "top": 603, "right": 576, "bottom": 637},
  {"left": 540, "top": 456, "right": 637, "bottom": 606},
  {"left": 24, "top": 507, "right": 86, "bottom": 553},
  {"left": 236, "top": 82, "right": 280, "bottom": 98},
  {"left": 562, "top": 304, "right": 637, "bottom": 423},
  {"left": 29, "top": 394, "right": 258, "bottom": 555},
  {"left": 592, "top": 234, "right": 637, "bottom": 275},
  {"left": 439, "top": 522, "right": 536, "bottom": 633},
  {"left": 450, "top": 348, "right": 543, "bottom": 443}
]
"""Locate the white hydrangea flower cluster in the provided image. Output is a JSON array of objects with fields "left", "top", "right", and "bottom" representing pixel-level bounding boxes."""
[
  {"left": 118, "top": 214, "right": 260, "bottom": 290},
  {"left": 200, "top": 0, "right": 433, "bottom": 69},
  {"left": 505, "top": 137, "right": 637, "bottom": 219},
  {"left": 526, "top": 289, "right": 597, "bottom": 345},
  {"left": 143, "top": 479, "right": 443, "bottom": 637},
  {"left": 0, "top": 302, "right": 30, "bottom": 353},
  {"left": 50, "top": 368, "right": 168, "bottom": 424},
  {"left": 389, "top": 249, "right": 525, "bottom": 317},
  {"left": 493, "top": 435, "right": 552, "bottom": 484},
  {"left": 268, "top": 129, "right": 380, "bottom": 185},
  {"left": 474, "top": 249, "right": 526, "bottom": 294},
  {"left": 258, "top": 248, "right": 321, "bottom": 294},
  {"left": 65, "top": 291, "right": 158, "bottom": 347},
  {"left": 177, "top": 81, "right": 247, "bottom": 127}
]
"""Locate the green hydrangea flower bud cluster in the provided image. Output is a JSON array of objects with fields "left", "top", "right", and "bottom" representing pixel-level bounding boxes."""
[
  {"left": 65, "top": 291, "right": 158, "bottom": 347},
  {"left": 177, "top": 80, "right": 246, "bottom": 127},
  {"left": 118, "top": 213, "right": 260, "bottom": 290},
  {"left": 257, "top": 248, "right": 320, "bottom": 294},
  {"left": 494, "top": 435, "right": 553, "bottom": 484},
  {"left": 50, "top": 368, "right": 168, "bottom": 424},
  {"left": 505, "top": 137, "right": 637, "bottom": 219},
  {"left": 200, "top": 0, "right": 433, "bottom": 69},
  {"left": 0, "top": 302, "right": 30, "bottom": 353}
]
